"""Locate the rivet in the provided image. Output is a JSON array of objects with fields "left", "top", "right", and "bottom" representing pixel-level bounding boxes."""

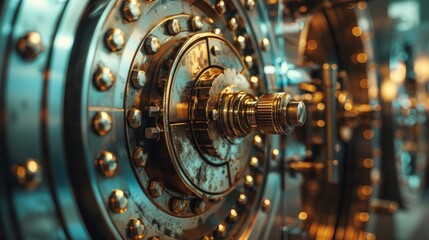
[
  {"left": 261, "top": 199, "right": 271, "bottom": 212},
  {"left": 127, "top": 218, "right": 145, "bottom": 239},
  {"left": 122, "top": 0, "right": 141, "bottom": 22},
  {"left": 210, "top": 45, "right": 220, "bottom": 56},
  {"left": 16, "top": 31, "right": 44, "bottom": 60},
  {"left": 92, "top": 112, "right": 113, "bottom": 136},
  {"left": 171, "top": 198, "right": 186, "bottom": 214},
  {"left": 94, "top": 67, "right": 115, "bottom": 91},
  {"left": 191, "top": 16, "right": 203, "bottom": 31},
  {"left": 260, "top": 37, "right": 270, "bottom": 51},
  {"left": 131, "top": 70, "right": 147, "bottom": 88},
  {"left": 105, "top": 28, "right": 126, "bottom": 52},
  {"left": 215, "top": 222, "right": 227, "bottom": 238},
  {"left": 357, "top": 185, "right": 373, "bottom": 200},
  {"left": 97, "top": 151, "right": 118, "bottom": 177},
  {"left": 249, "top": 156, "right": 259, "bottom": 169},
  {"left": 215, "top": 0, "right": 226, "bottom": 15},
  {"left": 244, "top": 55, "right": 253, "bottom": 69},
  {"left": 13, "top": 159, "right": 43, "bottom": 189},
  {"left": 272, "top": 148, "right": 280, "bottom": 161},
  {"left": 211, "top": 109, "right": 219, "bottom": 120},
  {"left": 236, "top": 35, "right": 246, "bottom": 50},
  {"left": 227, "top": 17, "right": 238, "bottom": 31},
  {"left": 127, "top": 108, "right": 142, "bottom": 128},
  {"left": 109, "top": 189, "right": 128, "bottom": 213},
  {"left": 244, "top": 174, "right": 254, "bottom": 188},
  {"left": 133, "top": 146, "right": 148, "bottom": 167},
  {"left": 144, "top": 36, "right": 160, "bottom": 54},
  {"left": 228, "top": 209, "right": 238, "bottom": 222},
  {"left": 253, "top": 135, "right": 263, "bottom": 148},
  {"left": 167, "top": 19, "right": 181, "bottom": 35},
  {"left": 245, "top": 0, "right": 255, "bottom": 10},
  {"left": 212, "top": 28, "right": 222, "bottom": 35},
  {"left": 250, "top": 76, "right": 259, "bottom": 87},
  {"left": 194, "top": 200, "right": 207, "bottom": 214},
  {"left": 149, "top": 180, "right": 164, "bottom": 198}
]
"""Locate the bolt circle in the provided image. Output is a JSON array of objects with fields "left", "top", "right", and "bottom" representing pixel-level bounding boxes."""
[
  {"left": 105, "top": 28, "right": 126, "bottom": 52},
  {"left": 215, "top": 222, "right": 227, "bottom": 238},
  {"left": 127, "top": 108, "right": 142, "bottom": 128},
  {"left": 237, "top": 193, "right": 247, "bottom": 205},
  {"left": 16, "top": 31, "right": 44, "bottom": 60},
  {"left": 109, "top": 189, "right": 128, "bottom": 213},
  {"left": 13, "top": 159, "right": 43, "bottom": 189},
  {"left": 167, "top": 19, "right": 181, "bottom": 35},
  {"left": 127, "top": 218, "right": 145, "bottom": 239},
  {"left": 97, "top": 151, "right": 118, "bottom": 177},
  {"left": 228, "top": 209, "right": 238, "bottom": 222},
  {"left": 261, "top": 199, "right": 271, "bottom": 212},
  {"left": 94, "top": 67, "right": 115, "bottom": 91},
  {"left": 92, "top": 112, "right": 113, "bottom": 136},
  {"left": 122, "top": 0, "right": 142, "bottom": 22},
  {"left": 144, "top": 36, "right": 160, "bottom": 54}
]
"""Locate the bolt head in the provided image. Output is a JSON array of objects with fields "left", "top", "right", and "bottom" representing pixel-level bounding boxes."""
[
  {"left": 97, "top": 151, "right": 118, "bottom": 177},
  {"left": 215, "top": 0, "right": 226, "bottom": 14},
  {"left": 227, "top": 17, "right": 238, "bottom": 31},
  {"left": 171, "top": 198, "right": 187, "bottom": 214},
  {"left": 210, "top": 45, "right": 220, "bottom": 56},
  {"left": 228, "top": 209, "right": 238, "bottom": 222},
  {"left": 244, "top": 55, "right": 253, "bottom": 69},
  {"left": 127, "top": 108, "right": 142, "bottom": 128},
  {"left": 122, "top": 0, "right": 141, "bottom": 22},
  {"left": 105, "top": 28, "right": 126, "bottom": 52},
  {"left": 133, "top": 146, "right": 148, "bottom": 167},
  {"left": 131, "top": 70, "right": 147, "bottom": 88},
  {"left": 261, "top": 199, "right": 271, "bottom": 212},
  {"left": 261, "top": 37, "right": 270, "bottom": 51},
  {"left": 92, "top": 112, "right": 113, "bottom": 136},
  {"left": 149, "top": 180, "right": 164, "bottom": 198},
  {"left": 215, "top": 223, "right": 227, "bottom": 238},
  {"left": 145, "top": 127, "right": 161, "bottom": 140},
  {"left": 13, "top": 159, "right": 43, "bottom": 189},
  {"left": 94, "top": 67, "right": 115, "bottom": 91},
  {"left": 244, "top": 174, "right": 254, "bottom": 188},
  {"left": 167, "top": 19, "right": 181, "bottom": 35},
  {"left": 191, "top": 16, "right": 203, "bottom": 31},
  {"left": 237, "top": 193, "right": 247, "bottom": 205},
  {"left": 109, "top": 189, "right": 128, "bottom": 213},
  {"left": 236, "top": 35, "right": 246, "bottom": 50},
  {"left": 245, "top": 0, "right": 255, "bottom": 10},
  {"left": 287, "top": 101, "right": 306, "bottom": 126},
  {"left": 144, "top": 36, "right": 160, "bottom": 54},
  {"left": 249, "top": 156, "right": 259, "bottom": 169},
  {"left": 16, "top": 31, "right": 44, "bottom": 60},
  {"left": 127, "top": 218, "right": 145, "bottom": 239}
]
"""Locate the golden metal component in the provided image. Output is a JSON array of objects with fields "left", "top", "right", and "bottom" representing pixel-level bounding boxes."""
[
  {"left": 215, "top": 223, "right": 227, "bottom": 238},
  {"left": 105, "top": 28, "right": 125, "bottom": 52},
  {"left": 244, "top": 174, "right": 254, "bottom": 188},
  {"left": 228, "top": 209, "right": 238, "bottom": 222},
  {"left": 97, "top": 151, "right": 118, "bottom": 177},
  {"left": 167, "top": 19, "right": 181, "bottom": 35},
  {"left": 94, "top": 67, "right": 115, "bottom": 91},
  {"left": 16, "top": 31, "right": 44, "bottom": 59},
  {"left": 227, "top": 17, "right": 238, "bottom": 31},
  {"left": 13, "top": 159, "right": 43, "bottom": 189},
  {"left": 237, "top": 193, "right": 247, "bottom": 205},
  {"left": 127, "top": 218, "right": 145, "bottom": 239},
  {"left": 236, "top": 35, "right": 246, "bottom": 50},
  {"left": 122, "top": 0, "right": 141, "bottom": 22},
  {"left": 261, "top": 199, "right": 271, "bottom": 212},
  {"left": 260, "top": 38, "right": 270, "bottom": 51},
  {"left": 109, "top": 190, "right": 128, "bottom": 213},
  {"left": 92, "top": 112, "right": 113, "bottom": 136},
  {"left": 215, "top": 0, "right": 226, "bottom": 15},
  {"left": 133, "top": 146, "right": 148, "bottom": 167}
]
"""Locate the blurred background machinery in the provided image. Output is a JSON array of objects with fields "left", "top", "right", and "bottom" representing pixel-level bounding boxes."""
[{"left": 0, "top": 0, "right": 428, "bottom": 239}]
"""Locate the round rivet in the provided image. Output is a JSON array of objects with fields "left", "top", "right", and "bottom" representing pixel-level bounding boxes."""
[
  {"left": 144, "top": 36, "right": 160, "bottom": 54},
  {"left": 272, "top": 148, "right": 280, "bottom": 161},
  {"left": 244, "top": 55, "right": 253, "bottom": 69},
  {"left": 109, "top": 189, "right": 128, "bottom": 213},
  {"left": 236, "top": 35, "right": 246, "bottom": 50},
  {"left": 94, "top": 67, "right": 115, "bottom": 91},
  {"left": 127, "top": 218, "right": 145, "bottom": 239},
  {"left": 105, "top": 28, "right": 126, "bottom": 52},
  {"left": 215, "top": 222, "right": 227, "bottom": 238},
  {"left": 249, "top": 156, "right": 259, "bottom": 169},
  {"left": 228, "top": 209, "right": 238, "bottom": 222},
  {"left": 210, "top": 45, "right": 220, "bottom": 56},
  {"left": 215, "top": 0, "right": 226, "bottom": 14},
  {"left": 194, "top": 200, "right": 206, "bottom": 214},
  {"left": 191, "top": 16, "right": 203, "bottom": 31},
  {"left": 97, "top": 151, "right": 118, "bottom": 177},
  {"left": 260, "top": 37, "right": 270, "bottom": 51},
  {"left": 237, "top": 193, "right": 247, "bottom": 205},
  {"left": 245, "top": 0, "right": 255, "bottom": 10},
  {"left": 244, "top": 174, "right": 254, "bottom": 188},
  {"left": 250, "top": 76, "right": 259, "bottom": 87},
  {"left": 133, "top": 146, "right": 148, "bottom": 167},
  {"left": 171, "top": 198, "right": 186, "bottom": 214},
  {"left": 92, "top": 112, "right": 113, "bottom": 136},
  {"left": 127, "top": 108, "right": 142, "bottom": 128},
  {"left": 149, "top": 180, "right": 164, "bottom": 198},
  {"left": 253, "top": 135, "right": 263, "bottom": 148},
  {"left": 212, "top": 28, "right": 222, "bottom": 35},
  {"left": 13, "top": 159, "right": 43, "bottom": 189},
  {"left": 122, "top": 0, "right": 141, "bottom": 22},
  {"left": 16, "top": 31, "right": 44, "bottom": 60},
  {"left": 167, "top": 19, "right": 181, "bottom": 35},
  {"left": 227, "top": 17, "right": 238, "bottom": 31},
  {"left": 131, "top": 70, "right": 147, "bottom": 88},
  {"left": 261, "top": 199, "right": 271, "bottom": 212}
]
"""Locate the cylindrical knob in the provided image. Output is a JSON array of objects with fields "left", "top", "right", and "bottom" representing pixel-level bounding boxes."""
[{"left": 286, "top": 100, "right": 306, "bottom": 126}]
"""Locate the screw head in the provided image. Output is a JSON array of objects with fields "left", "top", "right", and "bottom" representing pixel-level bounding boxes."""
[
  {"left": 167, "top": 19, "right": 181, "bottom": 35},
  {"left": 109, "top": 189, "right": 128, "bottom": 213},
  {"left": 122, "top": 0, "right": 141, "bottom": 22},
  {"left": 94, "top": 67, "right": 115, "bottom": 91},
  {"left": 105, "top": 28, "right": 126, "bottom": 52},
  {"left": 131, "top": 70, "right": 147, "bottom": 88},
  {"left": 149, "top": 180, "right": 164, "bottom": 197},
  {"left": 237, "top": 193, "right": 247, "bottom": 205},
  {"left": 215, "top": 0, "right": 226, "bottom": 15},
  {"left": 16, "top": 31, "right": 44, "bottom": 60},
  {"left": 127, "top": 108, "right": 142, "bottom": 128},
  {"left": 236, "top": 35, "right": 246, "bottom": 50},
  {"left": 245, "top": 0, "right": 255, "bottom": 10},
  {"left": 144, "top": 36, "right": 160, "bottom": 54},
  {"left": 133, "top": 146, "right": 148, "bottom": 167},
  {"left": 191, "top": 16, "right": 203, "bottom": 31},
  {"left": 171, "top": 198, "right": 186, "bottom": 214},
  {"left": 97, "top": 151, "right": 118, "bottom": 177},
  {"left": 193, "top": 200, "right": 207, "bottom": 214},
  {"left": 260, "top": 37, "right": 270, "bottom": 51},
  {"left": 145, "top": 127, "right": 161, "bottom": 140},
  {"left": 215, "top": 222, "right": 227, "bottom": 238},
  {"left": 261, "top": 199, "right": 271, "bottom": 212},
  {"left": 210, "top": 45, "right": 220, "bottom": 56},
  {"left": 228, "top": 209, "right": 238, "bottom": 222},
  {"left": 227, "top": 17, "right": 238, "bottom": 31},
  {"left": 13, "top": 159, "right": 43, "bottom": 189},
  {"left": 127, "top": 218, "right": 145, "bottom": 239},
  {"left": 92, "top": 112, "right": 113, "bottom": 136}
]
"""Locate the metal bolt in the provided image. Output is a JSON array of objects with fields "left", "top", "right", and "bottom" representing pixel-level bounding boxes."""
[
  {"left": 244, "top": 174, "right": 254, "bottom": 188},
  {"left": 253, "top": 135, "right": 263, "bottom": 148},
  {"left": 16, "top": 31, "right": 44, "bottom": 60},
  {"left": 215, "top": 0, "right": 226, "bottom": 15},
  {"left": 146, "top": 105, "right": 160, "bottom": 118},
  {"left": 245, "top": 0, "right": 255, "bottom": 10},
  {"left": 237, "top": 193, "right": 247, "bottom": 205},
  {"left": 94, "top": 67, "right": 115, "bottom": 91},
  {"left": 149, "top": 180, "right": 164, "bottom": 198},
  {"left": 127, "top": 218, "right": 145, "bottom": 239},
  {"left": 261, "top": 199, "right": 271, "bottom": 212},
  {"left": 244, "top": 55, "right": 253, "bottom": 69},
  {"left": 227, "top": 17, "right": 238, "bottom": 31},
  {"left": 260, "top": 37, "right": 270, "bottom": 51},
  {"left": 215, "top": 222, "right": 227, "bottom": 238},
  {"left": 272, "top": 148, "right": 280, "bottom": 162},
  {"left": 194, "top": 200, "right": 206, "bottom": 214},
  {"left": 144, "top": 36, "right": 160, "bottom": 54},
  {"left": 286, "top": 101, "right": 306, "bottom": 126},
  {"left": 92, "top": 112, "right": 113, "bottom": 136},
  {"left": 105, "top": 28, "right": 126, "bottom": 52},
  {"left": 249, "top": 156, "right": 259, "bottom": 169},
  {"left": 167, "top": 19, "right": 181, "bottom": 35},
  {"left": 236, "top": 35, "right": 246, "bottom": 50},
  {"left": 109, "top": 189, "right": 128, "bottom": 213},
  {"left": 171, "top": 198, "right": 186, "bottom": 214},
  {"left": 133, "top": 146, "right": 148, "bottom": 167},
  {"left": 212, "top": 28, "right": 222, "bottom": 35},
  {"left": 13, "top": 159, "right": 43, "bottom": 189},
  {"left": 127, "top": 108, "right": 142, "bottom": 128},
  {"left": 131, "top": 70, "right": 147, "bottom": 88},
  {"left": 145, "top": 127, "right": 161, "bottom": 140},
  {"left": 97, "top": 151, "right": 118, "bottom": 177},
  {"left": 210, "top": 45, "right": 220, "bottom": 56},
  {"left": 228, "top": 209, "right": 238, "bottom": 222},
  {"left": 250, "top": 76, "right": 259, "bottom": 87},
  {"left": 122, "top": 0, "right": 141, "bottom": 22},
  {"left": 191, "top": 16, "right": 203, "bottom": 31},
  {"left": 211, "top": 109, "right": 219, "bottom": 120}
]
